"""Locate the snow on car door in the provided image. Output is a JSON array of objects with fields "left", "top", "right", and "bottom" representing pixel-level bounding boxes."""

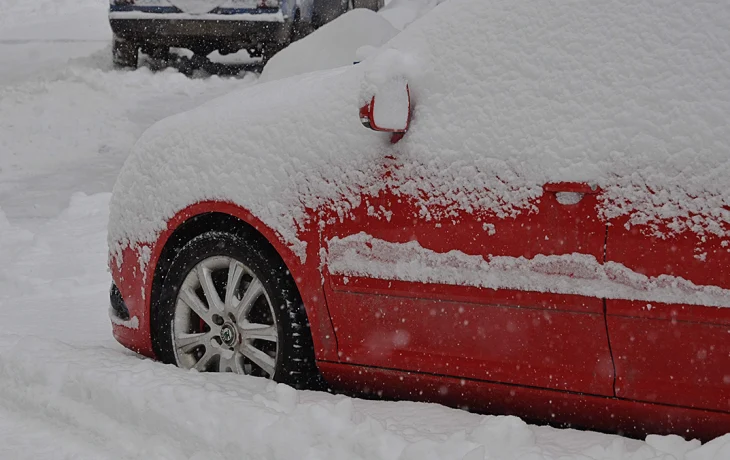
[
  {"left": 605, "top": 219, "right": 730, "bottom": 412},
  {"left": 321, "top": 160, "right": 615, "bottom": 397}
]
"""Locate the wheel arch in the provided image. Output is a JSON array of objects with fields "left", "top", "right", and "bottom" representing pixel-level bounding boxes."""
[{"left": 148, "top": 201, "right": 338, "bottom": 362}]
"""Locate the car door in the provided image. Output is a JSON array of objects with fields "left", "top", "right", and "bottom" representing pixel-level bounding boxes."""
[
  {"left": 605, "top": 218, "right": 730, "bottom": 412},
  {"left": 321, "top": 156, "right": 615, "bottom": 397}
]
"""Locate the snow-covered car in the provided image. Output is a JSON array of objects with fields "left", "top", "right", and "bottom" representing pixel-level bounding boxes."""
[
  {"left": 108, "top": 0, "right": 730, "bottom": 441},
  {"left": 108, "top": 0, "right": 383, "bottom": 68}
]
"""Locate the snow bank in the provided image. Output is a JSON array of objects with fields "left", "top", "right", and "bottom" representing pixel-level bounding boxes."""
[
  {"left": 109, "top": 0, "right": 730, "bottom": 268},
  {"left": 0, "top": 0, "right": 102, "bottom": 30},
  {"left": 260, "top": 8, "right": 398, "bottom": 83},
  {"left": 0, "top": 193, "right": 112, "bottom": 349},
  {"left": 260, "top": 0, "right": 442, "bottom": 83},
  {"left": 0, "top": 207, "right": 35, "bottom": 300},
  {"left": 327, "top": 233, "right": 730, "bottom": 308},
  {"left": 1, "top": 337, "right": 729, "bottom": 459},
  {"left": 0, "top": 52, "right": 246, "bottom": 182}
]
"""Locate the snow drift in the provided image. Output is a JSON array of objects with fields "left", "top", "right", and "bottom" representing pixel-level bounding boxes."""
[{"left": 259, "top": 8, "right": 398, "bottom": 83}]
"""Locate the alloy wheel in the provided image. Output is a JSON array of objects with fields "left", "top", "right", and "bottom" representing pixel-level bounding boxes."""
[{"left": 172, "top": 256, "right": 278, "bottom": 376}]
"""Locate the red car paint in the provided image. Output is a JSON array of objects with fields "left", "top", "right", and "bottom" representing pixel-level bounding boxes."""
[
  {"left": 110, "top": 186, "right": 730, "bottom": 441},
  {"left": 606, "top": 217, "right": 730, "bottom": 414}
]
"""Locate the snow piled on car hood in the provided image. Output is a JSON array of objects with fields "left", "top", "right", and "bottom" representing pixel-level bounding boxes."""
[
  {"left": 109, "top": 66, "right": 387, "bottom": 260},
  {"left": 260, "top": 9, "right": 398, "bottom": 83},
  {"left": 109, "top": 0, "right": 730, "bottom": 261}
]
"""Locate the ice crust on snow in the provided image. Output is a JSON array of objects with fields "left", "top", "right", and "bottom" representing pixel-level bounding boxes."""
[
  {"left": 327, "top": 233, "right": 730, "bottom": 308},
  {"left": 109, "top": 0, "right": 730, "bottom": 265}
]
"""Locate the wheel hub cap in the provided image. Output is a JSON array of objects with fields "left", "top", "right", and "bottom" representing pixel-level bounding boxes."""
[{"left": 220, "top": 323, "right": 237, "bottom": 347}]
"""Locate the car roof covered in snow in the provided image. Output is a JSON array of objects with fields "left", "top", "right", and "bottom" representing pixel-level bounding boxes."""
[{"left": 109, "top": 0, "right": 730, "bottom": 259}]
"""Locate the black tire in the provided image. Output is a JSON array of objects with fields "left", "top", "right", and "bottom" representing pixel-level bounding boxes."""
[
  {"left": 312, "top": 0, "right": 350, "bottom": 28},
  {"left": 352, "top": 0, "right": 383, "bottom": 11},
  {"left": 144, "top": 45, "right": 171, "bottom": 61},
  {"left": 112, "top": 36, "right": 138, "bottom": 69},
  {"left": 292, "top": 18, "right": 316, "bottom": 42},
  {"left": 261, "top": 18, "right": 295, "bottom": 63},
  {"left": 152, "top": 231, "right": 319, "bottom": 389},
  {"left": 261, "top": 42, "right": 286, "bottom": 64}
]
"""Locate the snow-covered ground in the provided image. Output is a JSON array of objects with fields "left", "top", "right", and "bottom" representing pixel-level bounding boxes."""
[{"left": 0, "top": 1, "right": 728, "bottom": 459}]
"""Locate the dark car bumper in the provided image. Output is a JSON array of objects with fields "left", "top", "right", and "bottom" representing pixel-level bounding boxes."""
[{"left": 109, "top": 7, "right": 289, "bottom": 49}]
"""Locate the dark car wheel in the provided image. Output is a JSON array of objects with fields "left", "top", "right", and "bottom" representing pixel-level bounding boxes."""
[
  {"left": 312, "top": 0, "right": 350, "bottom": 28},
  {"left": 292, "top": 17, "right": 316, "bottom": 42},
  {"left": 352, "top": 0, "right": 383, "bottom": 11},
  {"left": 112, "top": 36, "right": 139, "bottom": 69},
  {"left": 152, "top": 231, "right": 319, "bottom": 388}
]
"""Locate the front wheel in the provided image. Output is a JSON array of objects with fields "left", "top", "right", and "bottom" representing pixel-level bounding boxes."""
[{"left": 153, "top": 231, "right": 319, "bottom": 388}]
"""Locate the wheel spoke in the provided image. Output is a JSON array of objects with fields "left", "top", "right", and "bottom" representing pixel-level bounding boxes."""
[
  {"left": 175, "top": 331, "right": 209, "bottom": 353},
  {"left": 178, "top": 287, "right": 212, "bottom": 324},
  {"left": 219, "top": 351, "right": 245, "bottom": 374},
  {"left": 173, "top": 255, "right": 279, "bottom": 379},
  {"left": 241, "top": 343, "right": 275, "bottom": 376},
  {"left": 240, "top": 323, "right": 277, "bottom": 342},
  {"left": 197, "top": 264, "right": 224, "bottom": 312},
  {"left": 233, "top": 278, "right": 264, "bottom": 322},
  {"left": 225, "top": 260, "right": 245, "bottom": 309},
  {"left": 193, "top": 348, "right": 218, "bottom": 372}
]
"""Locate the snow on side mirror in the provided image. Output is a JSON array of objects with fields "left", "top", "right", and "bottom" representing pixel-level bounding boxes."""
[{"left": 360, "top": 78, "right": 411, "bottom": 144}]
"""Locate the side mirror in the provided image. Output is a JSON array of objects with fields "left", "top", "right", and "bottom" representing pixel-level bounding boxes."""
[{"left": 360, "top": 79, "right": 411, "bottom": 144}]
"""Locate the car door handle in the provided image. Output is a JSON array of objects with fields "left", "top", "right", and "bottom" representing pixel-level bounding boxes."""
[
  {"left": 543, "top": 182, "right": 599, "bottom": 194},
  {"left": 544, "top": 182, "right": 599, "bottom": 205}
]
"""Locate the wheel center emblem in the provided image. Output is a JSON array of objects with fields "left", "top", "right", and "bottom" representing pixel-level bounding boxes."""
[{"left": 220, "top": 324, "right": 236, "bottom": 346}]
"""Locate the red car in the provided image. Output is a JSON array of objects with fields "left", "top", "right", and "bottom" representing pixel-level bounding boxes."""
[{"left": 108, "top": 0, "right": 730, "bottom": 441}]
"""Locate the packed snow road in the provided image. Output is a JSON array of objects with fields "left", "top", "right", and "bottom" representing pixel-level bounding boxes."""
[{"left": 0, "top": 1, "right": 729, "bottom": 459}]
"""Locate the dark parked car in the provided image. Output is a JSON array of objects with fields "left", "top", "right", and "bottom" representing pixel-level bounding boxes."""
[{"left": 109, "top": 0, "right": 383, "bottom": 68}]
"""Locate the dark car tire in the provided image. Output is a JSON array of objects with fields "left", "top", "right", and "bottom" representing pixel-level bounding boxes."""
[
  {"left": 260, "top": 17, "right": 296, "bottom": 62},
  {"left": 312, "top": 0, "right": 350, "bottom": 28},
  {"left": 352, "top": 0, "right": 383, "bottom": 11},
  {"left": 112, "top": 36, "right": 139, "bottom": 69},
  {"left": 292, "top": 18, "right": 316, "bottom": 42},
  {"left": 152, "top": 231, "right": 320, "bottom": 389}
]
